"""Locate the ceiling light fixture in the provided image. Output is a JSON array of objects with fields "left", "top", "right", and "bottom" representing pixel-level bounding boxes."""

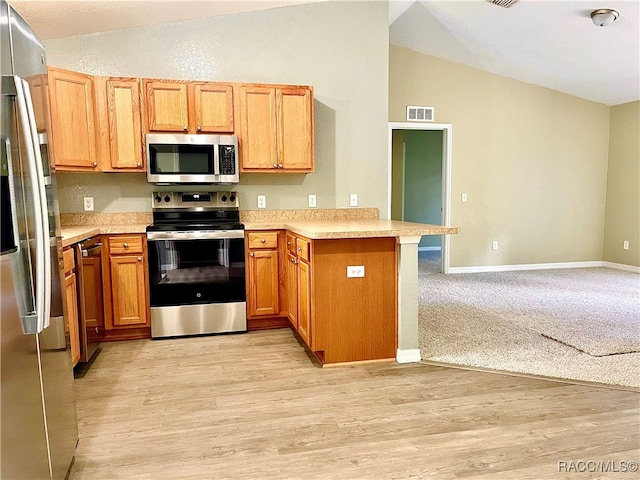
[{"left": 590, "top": 8, "right": 619, "bottom": 27}]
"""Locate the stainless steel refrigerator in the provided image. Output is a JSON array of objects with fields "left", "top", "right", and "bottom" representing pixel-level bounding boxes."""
[{"left": 1, "top": 1, "right": 79, "bottom": 478}]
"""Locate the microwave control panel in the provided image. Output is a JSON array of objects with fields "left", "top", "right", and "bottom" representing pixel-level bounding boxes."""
[{"left": 219, "top": 145, "right": 237, "bottom": 175}]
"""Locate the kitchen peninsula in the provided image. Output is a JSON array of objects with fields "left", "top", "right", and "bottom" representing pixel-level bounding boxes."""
[{"left": 60, "top": 208, "right": 458, "bottom": 365}]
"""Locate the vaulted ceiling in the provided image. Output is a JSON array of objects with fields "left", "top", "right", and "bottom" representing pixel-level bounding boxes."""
[{"left": 11, "top": 0, "right": 640, "bottom": 106}]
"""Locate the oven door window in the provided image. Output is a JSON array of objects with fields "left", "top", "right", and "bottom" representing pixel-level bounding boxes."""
[
  {"left": 148, "top": 238, "right": 245, "bottom": 307},
  {"left": 148, "top": 144, "right": 215, "bottom": 174}
]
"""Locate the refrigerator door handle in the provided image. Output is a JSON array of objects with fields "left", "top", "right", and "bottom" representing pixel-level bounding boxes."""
[
  {"left": 14, "top": 75, "right": 51, "bottom": 334},
  {"left": 2, "top": 135, "right": 21, "bottom": 251}
]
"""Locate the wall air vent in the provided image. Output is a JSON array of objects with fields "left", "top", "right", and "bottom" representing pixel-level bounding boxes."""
[
  {"left": 406, "top": 106, "right": 434, "bottom": 122},
  {"left": 486, "top": 0, "right": 519, "bottom": 8}
]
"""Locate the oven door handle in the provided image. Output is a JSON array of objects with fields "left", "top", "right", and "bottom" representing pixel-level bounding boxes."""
[{"left": 146, "top": 230, "right": 245, "bottom": 241}]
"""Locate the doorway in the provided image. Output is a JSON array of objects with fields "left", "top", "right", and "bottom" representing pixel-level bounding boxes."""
[{"left": 387, "top": 122, "right": 452, "bottom": 274}]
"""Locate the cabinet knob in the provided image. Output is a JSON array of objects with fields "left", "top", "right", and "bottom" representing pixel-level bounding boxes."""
[
  {"left": 287, "top": 241, "right": 291, "bottom": 246},
  {"left": 183, "top": 126, "right": 188, "bottom": 131},
  {"left": 272, "top": 164, "right": 278, "bottom": 168},
  {"left": 123, "top": 243, "right": 128, "bottom": 248},
  {"left": 297, "top": 247, "right": 302, "bottom": 252},
  {"left": 261, "top": 238, "right": 266, "bottom": 243},
  {"left": 137, "top": 256, "right": 142, "bottom": 262},
  {"left": 136, "top": 162, "right": 141, "bottom": 167},
  {"left": 196, "top": 125, "right": 201, "bottom": 131},
  {"left": 250, "top": 252, "right": 255, "bottom": 257},
  {"left": 92, "top": 161, "right": 98, "bottom": 167},
  {"left": 278, "top": 163, "right": 283, "bottom": 168}
]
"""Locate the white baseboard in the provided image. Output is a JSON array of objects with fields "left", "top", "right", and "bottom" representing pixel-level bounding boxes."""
[
  {"left": 418, "top": 246, "right": 441, "bottom": 252},
  {"left": 603, "top": 262, "right": 640, "bottom": 273},
  {"left": 448, "top": 261, "right": 604, "bottom": 274},
  {"left": 396, "top": 349, "right": 421, "bottom": 363}
]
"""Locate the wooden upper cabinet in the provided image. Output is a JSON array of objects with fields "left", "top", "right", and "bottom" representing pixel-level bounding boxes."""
[
  {"left": 106, "top": 78, "right": 144, "bottom": 171},
  {"left": 193, "top": 83, "right": 234, "bottom": 133},
  {"left": 238, "top": 84, "right": 314, "bottom": 173},
  {"left": 144, "top": 80, "right": 188, "bottom": 132},
  {"left": 239, "top": 86, "right": 277, "bottom": 170},
  {"left": 278, "top": 87, "right": 314, "bottom": 171},
  {"left": 143, "top": 79, "right": 234, "bottom": 134},
  {"left": 48, "top": 67, "right": 98, "bottom": 170}
]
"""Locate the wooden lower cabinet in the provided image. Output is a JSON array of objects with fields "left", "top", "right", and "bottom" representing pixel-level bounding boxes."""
[
  {"left": 245, "top": 231, "right": 289, "bottom": 330},
  {"left": 103, "top": 234, "right": 151, "bottom": 335},
  {"left": 64, "top": 271, "right": 81, "bottom": 366},
  {"left": 248, "top": 230, "right": 398, "bottom": 364},
  {"left": 62, "top": 247, "right": 81, "bottom": 366},
  {"left": 286, "top": 253, "right": 298, "bottom": 329},
  {"left": 296, "top": 258, "right": 311, "bottom": 346}
]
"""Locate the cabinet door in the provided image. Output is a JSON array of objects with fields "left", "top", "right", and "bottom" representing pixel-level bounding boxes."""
[
  {"left": 64, "top": 273, "right": 81, "bottom": 366},
  {"left": 145, "top": 81, "right": 188, "bottom": 132},
  {"left": 239, "top": 86, "right": 277, "bottom": 170},
  {"left": 48, "top": 67, "right": 98, "bottom": 170},
  {"left": 194, "top": 83, "right": 234, "bottom": 133},
  {"left": 277, "top": 87, "right": 314, "bottom": 172},
  {"left": 110, "top": 255, "right": 148, "bottom": 327},
  {"left": 286, "top": 253, "right": 298, "bottom": 328},
  {"left": 82, "top": 256, "right": 104, "bottom": 340},
  {"left": 248, "top": 249, "right": 280, "bottom": 317},
  {"left": 297, "top": 259, "right": 311, "bottom": 347},
  {"left": 107, "top": 79, "right": 144, "bottom": 170}
]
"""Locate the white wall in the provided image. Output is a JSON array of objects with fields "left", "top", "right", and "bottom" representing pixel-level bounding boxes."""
[{"left": 47, "top": 1, "right": 389, "bottom": 214}]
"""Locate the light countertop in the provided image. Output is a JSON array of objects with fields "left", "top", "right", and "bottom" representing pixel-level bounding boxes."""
[
  {"left": 61, "top": 224, "right": 149, "bottom": 248},
  {"left": 244, "top": 219, "right": 459, "bottom": 239}
]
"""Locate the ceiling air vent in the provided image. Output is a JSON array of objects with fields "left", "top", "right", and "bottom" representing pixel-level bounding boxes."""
[
  {"left": 486, "top": 0, "right": 519, "bottom": 8},
  {"left": 406, "top": 106, "right": 434, "bottom": 122}
]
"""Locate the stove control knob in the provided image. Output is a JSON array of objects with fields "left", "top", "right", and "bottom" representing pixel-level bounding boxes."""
[
  {"left": 164, "top": 195, "right": 171, "bottom": 203},
  {"left": 221, "top": 195, "right": 228, "bottom": 203},
  {"left": 155, "top": 195, "right": 161, "bottom": 203},
  {"left": 229, "top": 194, "right": 236, "bottom": 203}
]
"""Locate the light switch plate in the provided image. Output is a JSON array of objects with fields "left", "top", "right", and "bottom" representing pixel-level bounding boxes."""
[
  {"left": 349, "top": 193, "right": 358, "bottom": 207},
  {"left": 83, "top": 196, "right": 94, "bottom": 212},
  {"left": 308, "top": 194, "right": 317, "bottom": 208},
  {"left": 462, "top": 192, "right": 468, "bottom": 203},
  {"left": 347, "top": 265, "right": 365, "bottom": 278},
  {"left": 257, "top": 195, "right": 266, "bottom": 209}
]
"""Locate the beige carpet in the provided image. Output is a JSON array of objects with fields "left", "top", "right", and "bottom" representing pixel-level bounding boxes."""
[{"left": 417, "top": 256, "right": 640, "bottom": 388}]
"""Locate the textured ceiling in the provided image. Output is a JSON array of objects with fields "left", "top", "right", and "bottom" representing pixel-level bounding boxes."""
[
  {"left": 10, "top": 0, "right": 640, "bottom": 106},
  {"left": 390, "top": 1, "right": 640, "bottom": 106}
]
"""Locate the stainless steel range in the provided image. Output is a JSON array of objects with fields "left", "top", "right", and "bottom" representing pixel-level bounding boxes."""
[{"left": 146, "top": 191, "right": 246, "bottom": 338}]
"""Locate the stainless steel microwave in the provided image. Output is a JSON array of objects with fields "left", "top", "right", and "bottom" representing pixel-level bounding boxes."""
[{"left": 146, "top": 133, "right": 239, "bottom": 184}]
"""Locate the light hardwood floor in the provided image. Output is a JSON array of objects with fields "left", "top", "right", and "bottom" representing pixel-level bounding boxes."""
[{"left": 70, "top": 329, "right": 639, "bottom": 479}]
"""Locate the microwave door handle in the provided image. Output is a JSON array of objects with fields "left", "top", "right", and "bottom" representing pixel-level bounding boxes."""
[
  {"left": 213, "top": 144, "right": 220, "bottom": 176},
  {"left": 14, "top": 76, "right": 51, "bottom": 334}
]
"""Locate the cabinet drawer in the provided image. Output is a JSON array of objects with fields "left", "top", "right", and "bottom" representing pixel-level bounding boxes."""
[
  {"left": 296, "top": 237, "right": 311, "bottom": 263},
  {"left": 63, "top": 247, "right": 75, "bottom": 274},
  {"left": 109, "top": 235, "right": 144, "bottom": 254},
  {"left": 247, "top": 231, "right": 278, "bottom": 249}
]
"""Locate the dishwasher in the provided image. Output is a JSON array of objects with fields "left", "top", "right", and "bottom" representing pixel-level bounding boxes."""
[{"left": 74, "top": 236, "right": 104, "bottom": 363}]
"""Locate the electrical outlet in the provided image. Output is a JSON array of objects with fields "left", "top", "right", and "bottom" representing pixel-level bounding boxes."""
[
  {"left": 492, "top": 241, "right": 499, "bottom": 250},
  {"left": 257, "top": 195, "right": 266, "bottom": 209},
  {"left": 349, "top": 193, "right": 358, "bottom": 207},
  {"left": 347, "top": 265, "right": 365, "bottom": 278},
  {"left": 623, "top": 240, "right": 629, "bottom": 250},
  {"left": 461, "top": 192, "right": 468, "bottom": 203},
  {"left": 308, "top": 194, "right": 317, "bottom": 208},
  {"left": 83, "top": 196, "right": 94, "bottom": 212}
]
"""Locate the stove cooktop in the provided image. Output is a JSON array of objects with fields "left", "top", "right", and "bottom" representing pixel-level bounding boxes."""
[{"left": 148, "top": 191, "right": 243, "bottom": 232}]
